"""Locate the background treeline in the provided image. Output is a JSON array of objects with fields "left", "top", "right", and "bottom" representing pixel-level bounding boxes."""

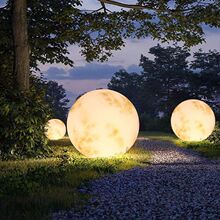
[{"left": 108, "top": 45, "right": 220, "bottom": 132}]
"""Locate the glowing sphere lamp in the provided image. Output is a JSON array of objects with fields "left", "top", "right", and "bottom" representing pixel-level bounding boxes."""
[
  {"left": 171, "top": 99, "right": 215, "bottom": 141},
  {"left": 67, "top": 89, "right": 139, "bottom": 158},
  {"left": 45, "top": 119, "right": 66, "bottom": 140}
]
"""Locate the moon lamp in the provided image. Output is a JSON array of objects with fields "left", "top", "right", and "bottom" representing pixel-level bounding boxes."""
[
  {"left": 45, "top": 119, "right": 66, "bottom": 140},
  {"left": 67, "top": 89, "right": 139, "bottom": 158},
  {"left": 171, "top": 99, "right": 215, "bottom": 141}
]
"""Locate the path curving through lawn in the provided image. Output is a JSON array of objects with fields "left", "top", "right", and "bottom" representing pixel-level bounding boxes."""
[{"left": 53, "top": 139, "right": 220, "bottom": 220}]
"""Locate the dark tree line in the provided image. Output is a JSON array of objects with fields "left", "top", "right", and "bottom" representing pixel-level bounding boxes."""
[
  {"left": 42, "top": 80, "right": 69, "bottom": 123},
  {"left": 108, "top": 45, "right": 220, "bottom": 131}
]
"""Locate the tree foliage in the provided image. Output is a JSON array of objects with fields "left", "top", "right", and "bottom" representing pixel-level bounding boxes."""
[
  {"left": 0, "top": 72, "right": 70, "bottom": 157},
  {"left": 0, "top": 88, "right": 51, "bottom": 158},
  {"left": 108, "top": 70, "right": 142, "bottom": 110},
  {"left": 0, "top": 0, "right": 220, "bottom": 74},
  {"left": 191, "top": 49, "right": 220, "bottom": 105},
  {"left": 208, "top": 122, "right": 220, "bottom": 144},
  {"left": 139, "top": 45, "right": 192, "bottom": 115},
  {"left": 43, "top": 80, "right": 69, "bottom": 123},
  {"left": 108, "top": 45, "right": 220, "bottom": 131}
]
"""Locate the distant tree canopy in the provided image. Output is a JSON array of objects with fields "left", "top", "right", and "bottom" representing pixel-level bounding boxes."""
[
  {"left": 139, "top": 45, "right": 192, "bottom": 116},
  {"left": 191, "top": 49, "right": 220, "bottom": 103},
  {"left": 0, "top": 0, "right": 220, "bottom": 91},
  {"left": 44, "top": 81, "right": 69, "bottom": 123},
  {"left": 33, "top": 76, "right": 69, "bottom": 122},
  {"left": 108, "top": 45, "right": 220, "bottom": 131}
]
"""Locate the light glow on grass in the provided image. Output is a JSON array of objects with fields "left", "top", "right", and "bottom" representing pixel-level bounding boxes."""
[
  {"left": 0, "top": 137, "right": 150, "bottom": 220},
  {"left": 140, "top": 131, "right": 220, "bottom": 159}
]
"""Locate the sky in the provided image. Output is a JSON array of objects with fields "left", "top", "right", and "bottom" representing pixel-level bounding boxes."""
[
  {"left": 43, "top": 28, "right": 220, "bottom": 106},
  {"left": 1, "top": 0, "right": 220, "bottom": 105}
]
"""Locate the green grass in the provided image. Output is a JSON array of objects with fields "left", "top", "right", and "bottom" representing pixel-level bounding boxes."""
[
  {"left": 175, "top": 139, "right": 220, "bottom": 159},
  {"left": 140, "top": 131, "right": 220, "bottom": 159},
  {"left": 0, "top": 138, "right": 150, "bottom": 220}
]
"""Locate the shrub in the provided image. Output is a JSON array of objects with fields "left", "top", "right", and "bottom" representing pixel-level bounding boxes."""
[
  {"left": 208, "top": 121, "right": 220, "bottom": 144},
  {"left": 0, "top": 87, "right": 51, "bottom": 158}
]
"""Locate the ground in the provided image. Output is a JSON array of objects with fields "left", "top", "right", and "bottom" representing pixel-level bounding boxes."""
[
  {"left": 53, "top": 139, "right": 220, "bottom": 219},
  {"left": 0, "top": 137, "right": 150, "bottom": 220},
  {"left": 0, "top": 133, "right": 219, "bottom": 220},
  {"left": 140, "top": 132, "right": 220, "bottom": 159}
]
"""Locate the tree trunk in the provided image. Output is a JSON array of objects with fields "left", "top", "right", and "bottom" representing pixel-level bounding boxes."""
[{"left": 12, "top": 0, "right": 30, "bottom": 91}]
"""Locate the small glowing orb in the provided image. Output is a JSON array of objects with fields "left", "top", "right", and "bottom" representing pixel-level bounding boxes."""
[
  {"left": 67, "top": 89, "right": 139, "bottom": 158},
  {"left": 45, "top": 119, "right": 66, "bottom": 140},
  {"left": 171, "top": 99, "right": 215, "bottom": 141}
]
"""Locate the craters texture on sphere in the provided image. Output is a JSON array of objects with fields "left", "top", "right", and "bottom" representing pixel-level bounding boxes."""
[
  {"left": 171, "top": 99, "right": 215, "bottom": 141},
  {"left": 67, "top": 89, "right": 139, "bottom": 158},
  {"left": 45, "top": 119, "right": 66, "bottom": 140}
]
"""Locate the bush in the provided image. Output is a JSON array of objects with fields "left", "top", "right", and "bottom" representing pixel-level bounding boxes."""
[
  {"left": 0, "top": 88, "right": 51, "bottom": 158},
  {"left": 208, "top": 121, "right": 220, "bottom": 144},
  {"left": 140, "top": 113, "right": 171, "bottom": 132}
]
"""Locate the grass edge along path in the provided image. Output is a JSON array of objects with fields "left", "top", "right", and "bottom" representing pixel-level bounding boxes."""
[
  {"left": 0, "top": 138, "right": 150, "bottom": 220},
  {"left": 139, "top": 131, "right": 220, "bottom": 159}
]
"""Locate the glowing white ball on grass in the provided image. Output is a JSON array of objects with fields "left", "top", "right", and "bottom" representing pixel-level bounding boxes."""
[
  {"left": 45, "top": 119, "right": 66, "bottom": 140},
  {"left": 171, "top": 99, "right": 215, "bottom": 141},
  {"left": 67, "top": 89, "right": 139, "bottom": 158}
]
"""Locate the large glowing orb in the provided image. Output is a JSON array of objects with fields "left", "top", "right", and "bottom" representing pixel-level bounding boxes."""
[
  {"left": 45, "top": 119, "right": 66, "bottom": 140},
  {"left": 171, "top": 99, "right": 215, "bottom": 141},
  {"left": 67, "top": 89, "right": 139, "bottom": 158}
]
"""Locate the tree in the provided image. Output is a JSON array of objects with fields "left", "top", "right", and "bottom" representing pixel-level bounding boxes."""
[
  {"left": 139, "top": 44, "right": 192, "bottom": 116},
  {"left": 191, "top": 49, "right": 220, "bottom": 111},
  {"left": 12, "top": 0, "right": 30, "bottom": 91},
  {"left": 183, "top": 50, "right": 220, "bottom": 123},
  {"left": 44, "top": 81, "right": 69, "bottom": 123},
  {"left": 108, "top": 69, "right": 142, "bottom": 111},
  {"left": 1, "top": 0, "right": 220, "bottom": 93},
  {"left": 108, "top": 45, "right": 220, "bottom": 131}
]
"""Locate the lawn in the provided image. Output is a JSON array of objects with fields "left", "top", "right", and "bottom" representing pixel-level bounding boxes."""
[
  {"left": 140, "top": 131, "right": 220, "bottom": 159},
  {"left": 0, "top": 138, "right": 150, "bottom": 220}
]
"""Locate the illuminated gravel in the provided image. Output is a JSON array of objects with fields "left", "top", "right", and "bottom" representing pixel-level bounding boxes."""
[{"left": 53, "top": 139, "right": 220, "bottom": 220}]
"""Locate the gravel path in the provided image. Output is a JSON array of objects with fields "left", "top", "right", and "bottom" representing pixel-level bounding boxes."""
[{"left": 53, "top": 139, "right": 220, "bottom": 220}]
